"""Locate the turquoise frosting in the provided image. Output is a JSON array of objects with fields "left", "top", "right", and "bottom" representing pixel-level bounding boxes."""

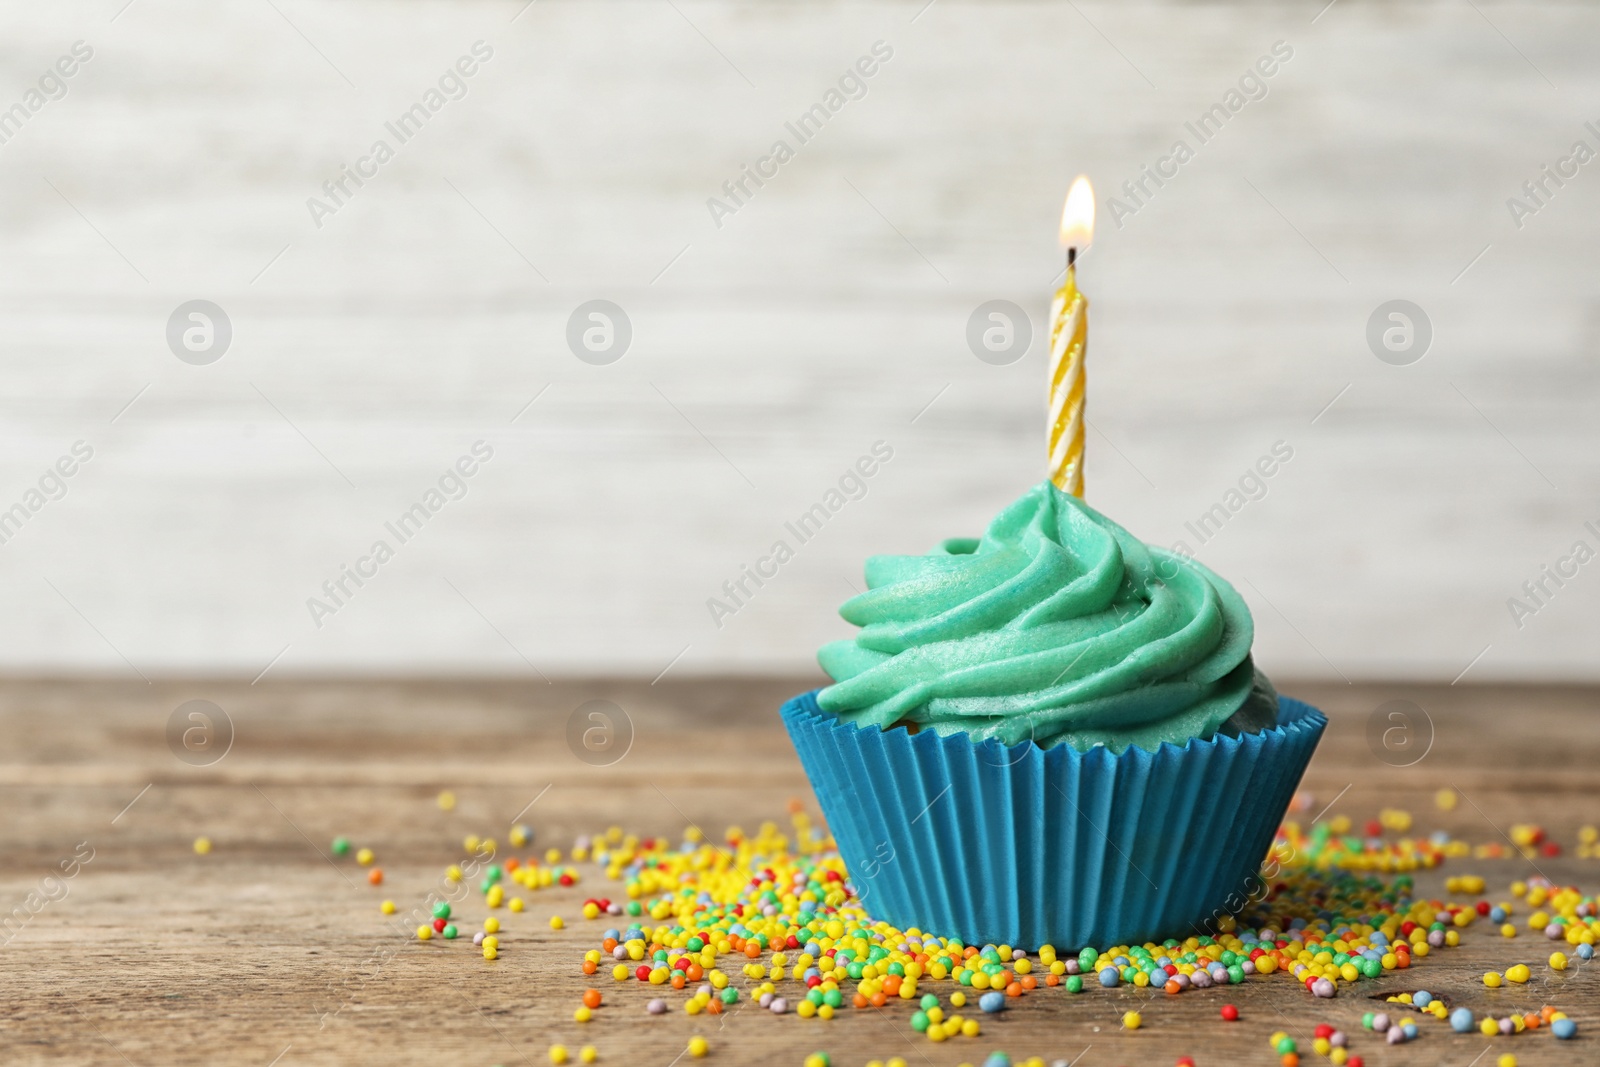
[{"left": 816, "top": 481, "right": 1277, "bottom": 754}]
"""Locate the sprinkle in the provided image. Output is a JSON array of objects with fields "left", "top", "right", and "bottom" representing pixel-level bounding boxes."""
[
  {"left": 1221, "top": 1004, "right": 1239, "bottom": 1021},
  {"left": 193, "top": 837, "right": 211, "bottom": 855},
  {"left": 1122, "top": 1010, "right": 1141, "bottom": 1030},
  {"left": 437, "top": 790, "right": 455, "bottom": 810}
]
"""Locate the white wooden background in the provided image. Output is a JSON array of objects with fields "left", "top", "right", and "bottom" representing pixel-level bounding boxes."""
[{"left": 0, "top": 0, "right": 1594, "bottom": 682}]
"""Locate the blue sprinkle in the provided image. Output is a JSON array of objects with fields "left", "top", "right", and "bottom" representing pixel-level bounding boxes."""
[
  {"left": 1413, "top": 991, "right": 1432, "bottom": 1007},
  {"left": 982, "top": 1054, "right": 1012, "bottom": 1067},
  {"left": 1401, "top": 1022, "right": 1418, "bottom": 1037},
  {"left": 1553, "top": 1018, "right": 1577, "bottom": 1039},
  {"left": 979, "top": 991, "right": 1006, "bottom": 1013},
  {"left": 1098, "top": 968, "right": 1119, "bottom": 988},
  {"left": 1450, "top": 1008, "right": 1474, "bottom": 1032},
  {"left": 1490, "top": 906, "right": 1507, "bottom": 923},
  {"left": 1579, "top": 943, "right": 1595, "bottom": 960}
]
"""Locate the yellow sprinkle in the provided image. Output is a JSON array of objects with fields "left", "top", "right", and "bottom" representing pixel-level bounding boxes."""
[
  {"left": 1122, "top": 1010, "right": 1141, "bottom": 1030},
  {"left": 417, "top": 925, "right": 432, "bottom": 940},
  {"left": 550, "top": 915, "right": 565, "bottom": 930},
  {"left": 1551, "top": 951, "right": 1569, "bottom": 970},
  {"left": 1501, "top": 923, "right": 1517, "bottom": 938},
  {"left": 688, "top": 1036, "right": 709, "bottom": 1057},
  {"left": 511, "top": 898, "right": 525, "bottom": 912},
  {"left": 356, "top": 848, "right": 374, "bottom": 866},
  {"left": 437, "top": 790, "right": 455, "bottom": 811},
  {"left": 1506, "top": 963, "right": 1530, "bottom": 983},
  {"left": 950, "top": 991, "right": 966, "bottom": 1007},
  {"left": 549, "top": 1046, "right": 569, "bottom": 1065},
  {"left": 484, "top": 946, "right": 498, "bottom": 960},
  {"left": 1483, "top": 971, "right": 1502, "bottom": 987},
  {"left": 381, "top": 900, "right": 396, "bottom": 915},
  {"left": 1497, "top": 1056, "right": 1516, "bottom": 1067},
  {"left": 447, "top": 864, "right": 463, "bottom": 882},
  {"left": 574, "top": 1006, "right": 592, "bottom": 1022},
  {"left": 579, "top": 1047, "right": 598, "bottom": 1064},
  {"left": 1435, "top": 788, "right": 1458, "bottom": 811},
  {"left": 193, "top": 837, "right": 212, "bottom": 855}
]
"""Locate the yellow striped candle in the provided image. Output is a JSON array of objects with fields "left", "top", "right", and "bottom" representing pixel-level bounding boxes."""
[{"left": 1048, "top": 176, "right": 1095, "bottom": 497}]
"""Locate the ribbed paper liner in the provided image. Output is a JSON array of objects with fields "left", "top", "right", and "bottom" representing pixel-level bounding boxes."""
[{"left": 782, "top": 691, "right": 1325, "bottom": 950}]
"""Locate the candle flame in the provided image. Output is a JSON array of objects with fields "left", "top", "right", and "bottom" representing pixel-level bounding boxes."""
[{"left": 1058, "top": 175, "right": 1095, "bottom": 251}]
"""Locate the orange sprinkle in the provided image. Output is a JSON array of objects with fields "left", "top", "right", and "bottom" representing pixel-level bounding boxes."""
[
  {"left": 582, "top": 989, "right": 602, "bottom": 1009},
  {"left": 581, "top": 960, "right": 598, "bottom": 975}
]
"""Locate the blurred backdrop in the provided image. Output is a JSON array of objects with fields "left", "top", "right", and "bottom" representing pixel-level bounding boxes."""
[{"left": 0, "top": 1, "right": 1594, "bottom": 682}]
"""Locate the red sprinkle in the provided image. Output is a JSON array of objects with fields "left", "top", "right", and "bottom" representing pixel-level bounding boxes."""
[{"left": 1221, "top": 1003, "right": 1239, "bottom": 1021}]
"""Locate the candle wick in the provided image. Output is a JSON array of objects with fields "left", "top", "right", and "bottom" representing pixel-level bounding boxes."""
[{"left": 1066, "top": 247, "right": 1077, "bottom": 270}]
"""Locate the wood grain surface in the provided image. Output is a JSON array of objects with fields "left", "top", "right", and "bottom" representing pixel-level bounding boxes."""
[{"left": 3, "top": 676, "right": 1598, "bottom": 1065}]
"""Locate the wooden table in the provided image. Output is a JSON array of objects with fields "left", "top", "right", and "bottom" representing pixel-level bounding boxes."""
[{"left": 3, "top": 677, "right": 1596, "bottom": 1066}]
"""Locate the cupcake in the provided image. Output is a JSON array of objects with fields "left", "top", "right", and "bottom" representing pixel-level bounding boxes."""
[{"left": 781, "top": 480, "right": 1324, "bottom": 949}]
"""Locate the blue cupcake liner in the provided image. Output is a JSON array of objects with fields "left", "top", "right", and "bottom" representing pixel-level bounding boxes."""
[{"left": 781, "top": 690, "right": 1325, "bottom": 951}]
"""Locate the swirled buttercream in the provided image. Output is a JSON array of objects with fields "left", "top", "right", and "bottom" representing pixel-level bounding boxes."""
[{"left": 817, "top": 481, "right": 1277, "bottom": 753}]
